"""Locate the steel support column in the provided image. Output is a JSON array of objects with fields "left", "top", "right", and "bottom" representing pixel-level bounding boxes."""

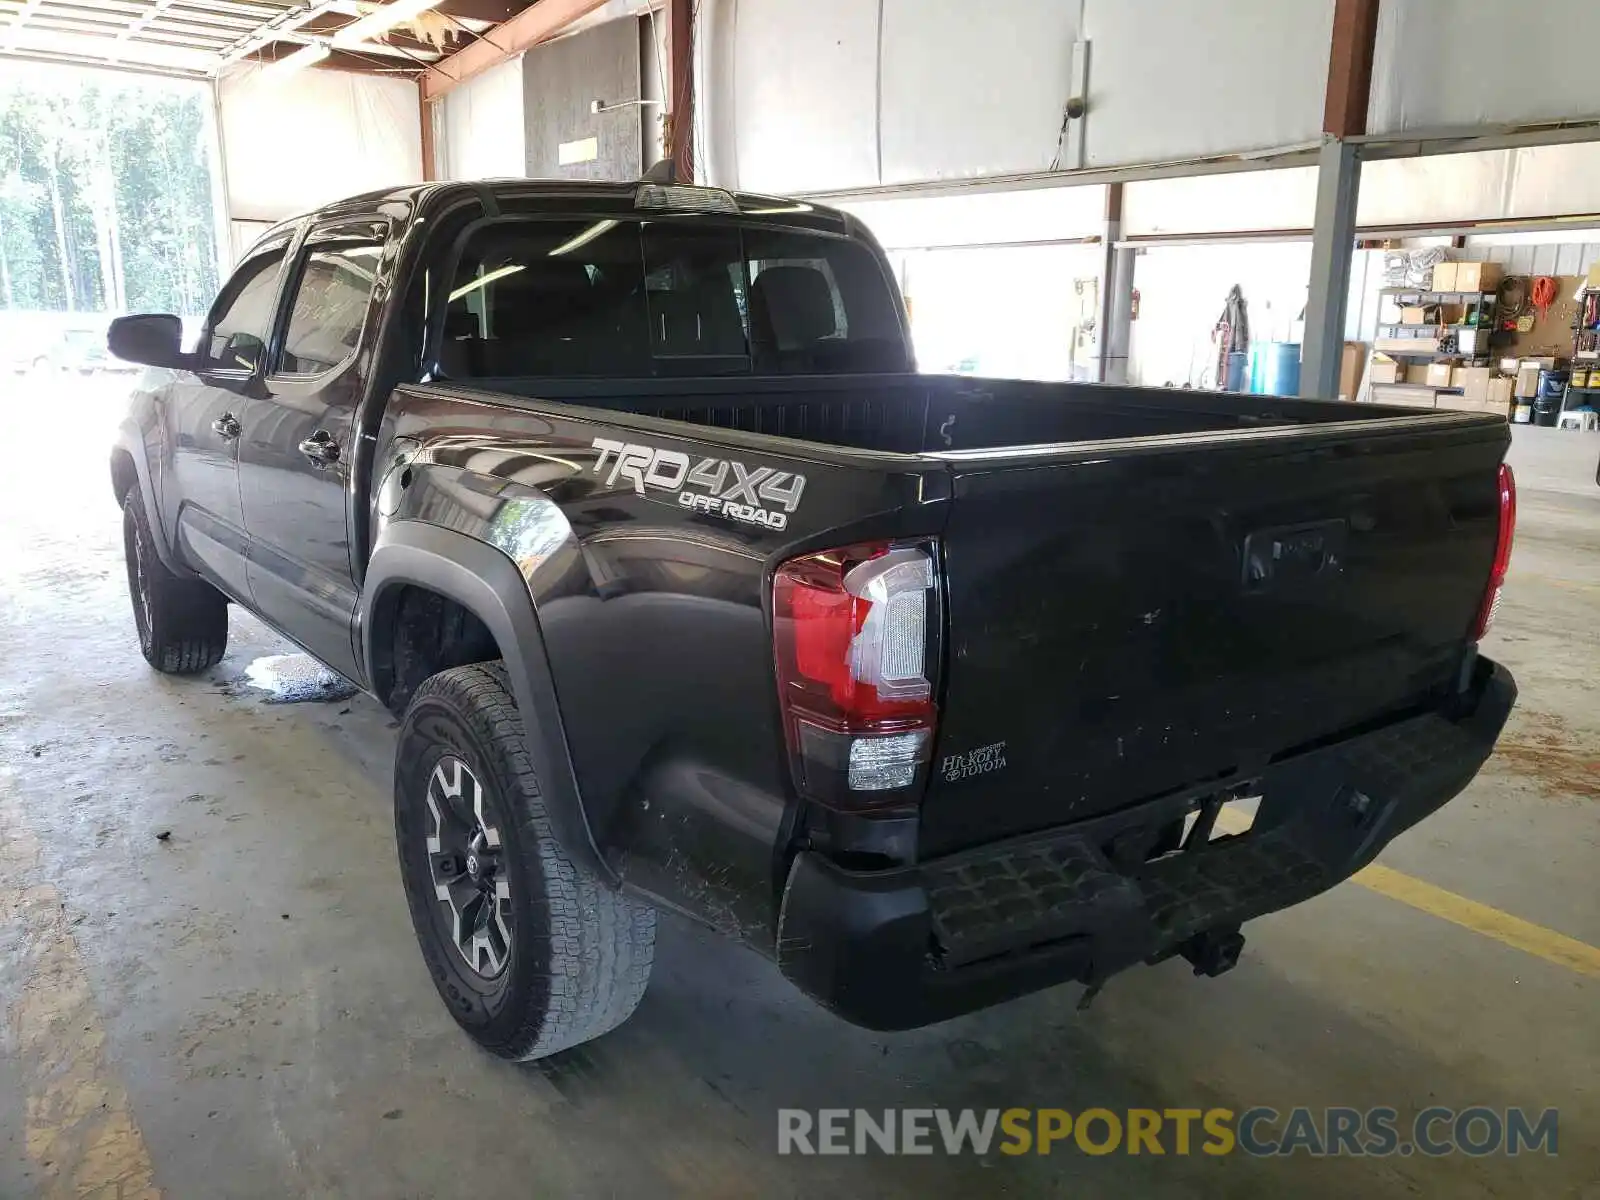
[
  {"left": 1301, "top": 138, "right": 1361, "bottom": 398},
  {"left": 667, "top": 0, "right": 693, "bottom": 182},
  {"left": 1103, "top": 246, "right": 1136, "bottom": 385},
  {"left": 1097, "top": 182, "right": 1127, "bottom": 384},
  {"left": 1301, "top": 0, "right": 1378, "bottom": 399},
  {"left": 419, "top": 82, "right": 438, "bottom": 182}
]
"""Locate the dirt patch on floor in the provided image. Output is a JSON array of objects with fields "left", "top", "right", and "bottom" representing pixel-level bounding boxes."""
[{"left": 1489, "top": 712, "right": 1600, "bottom": 800}]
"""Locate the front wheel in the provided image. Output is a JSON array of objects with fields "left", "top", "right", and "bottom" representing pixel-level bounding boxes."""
[
  {"left": 394, "top": 663, "right": 656, "bottom": 1060},
  {"left": 122, "top": 487, "right": 228, "bottom": 674}
]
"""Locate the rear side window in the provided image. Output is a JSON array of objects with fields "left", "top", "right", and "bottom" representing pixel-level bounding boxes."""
[
  {"left": 440, "top": 218, "right": 906, "bottom": 379},
  {"left": 202, "top": 247, "right": 285, "bottom": 373},
  {"left": 277, "top": 236, "right": 385, "bottom": 375}
]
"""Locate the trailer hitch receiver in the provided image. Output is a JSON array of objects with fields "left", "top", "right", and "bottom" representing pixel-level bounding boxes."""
[{"left": 1179, "top": 926, "right": 1245, "bottom": 977}]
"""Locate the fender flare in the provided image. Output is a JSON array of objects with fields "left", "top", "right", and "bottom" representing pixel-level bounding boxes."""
[
  {"left": 111, "top": 420, "right": 180, "bottom": 572},
  {"left": 359, "top": 520, "right": 613, "bottom": 885}
]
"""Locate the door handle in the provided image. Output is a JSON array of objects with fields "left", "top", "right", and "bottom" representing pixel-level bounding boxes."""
[
  {"left": 298, "top": 430, "right": 341, "bottom": 468},
  {"left": 211, "top": 413, "right": 241, "bottom": 440}
]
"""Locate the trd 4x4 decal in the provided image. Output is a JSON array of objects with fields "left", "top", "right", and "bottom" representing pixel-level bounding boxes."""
[{"left": 591, "top": 437, "right": 806, "bottom": 531}]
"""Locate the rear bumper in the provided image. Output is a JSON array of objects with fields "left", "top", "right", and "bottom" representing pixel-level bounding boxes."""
[{"left": 777, "top": 657, "right": 1516, "bottom": 1031}]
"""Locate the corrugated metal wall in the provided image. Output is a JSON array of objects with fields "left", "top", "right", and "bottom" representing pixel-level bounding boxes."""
[
  {"left": 523, "top": 17, "right": 643, "bottom": 180},
  {"left": 1468, "top": 239, "right": 1600, "bottom": 278}
]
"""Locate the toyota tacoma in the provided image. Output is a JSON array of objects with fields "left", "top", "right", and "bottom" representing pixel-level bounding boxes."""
[{"left": 108, "top": 176, "right": 1517, "bottom": 1059}]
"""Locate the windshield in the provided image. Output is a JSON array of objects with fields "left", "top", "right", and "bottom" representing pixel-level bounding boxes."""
[{"left": 439, "top": 218, "right": 909, "bottom": 379}]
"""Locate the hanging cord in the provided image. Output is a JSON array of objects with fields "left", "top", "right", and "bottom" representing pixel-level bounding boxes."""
[
  {"left": 1531, "top": 276, "right": 1559, "bottom": 321},
  {"left": 1496, "top": 276, "right": 1529, "bottom": 329}
]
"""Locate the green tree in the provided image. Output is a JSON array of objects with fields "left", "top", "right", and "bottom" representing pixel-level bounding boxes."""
[{"left": 0, "top": 65, "right": 221, "bottom": 317}]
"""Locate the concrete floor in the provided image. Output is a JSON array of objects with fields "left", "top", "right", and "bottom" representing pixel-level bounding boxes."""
[{"left": 1, "top": 382, "right": 1597, "bottom": 1199}]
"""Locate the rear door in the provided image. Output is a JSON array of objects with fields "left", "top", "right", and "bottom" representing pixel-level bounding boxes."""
[
  {"left": 165, "top": 237, "right": 289, "bottom": 600},
  {"left": 237, "top": 218, "right": 388, "bottom": 680},
  {"left": 920, "top": 419, "right": 1510, "bottom": 856}
]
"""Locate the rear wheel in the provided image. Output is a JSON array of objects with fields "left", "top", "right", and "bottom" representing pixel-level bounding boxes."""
[
  {"left": 122, "top": 487, "right": 228, "bottom": 674},
  {"left": 395, "top": 663, "right": 655, "bottom": 1060}
]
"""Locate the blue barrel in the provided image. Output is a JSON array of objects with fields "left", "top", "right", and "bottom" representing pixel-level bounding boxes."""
[
  {"left": 1224, "top": 351, "right": 1249, "bottom": 392},
  {"left": 1249, "top": 342, "right": 1302, "bottom": 396}
]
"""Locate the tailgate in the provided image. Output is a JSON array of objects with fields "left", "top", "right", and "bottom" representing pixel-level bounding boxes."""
[{"left": 921, "top": 418, "right": 1509, "bottom": 856}]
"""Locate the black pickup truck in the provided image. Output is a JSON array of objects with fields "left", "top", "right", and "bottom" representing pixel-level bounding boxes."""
[{"left": 109, "top": 177, "right": 1517, "bottom": 1060}]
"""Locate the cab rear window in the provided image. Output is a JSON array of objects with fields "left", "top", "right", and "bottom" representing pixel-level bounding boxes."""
[{"left": 438, "top": 219, "right": 908, "bottom": 378}]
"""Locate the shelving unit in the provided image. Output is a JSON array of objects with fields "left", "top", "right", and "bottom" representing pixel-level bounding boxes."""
[
  {"left": 1374, "top": 287, "right": 1502, "bottom": 364},
  {"left": 1562, "top": 293, "right": 1600, "bottom": 410}
]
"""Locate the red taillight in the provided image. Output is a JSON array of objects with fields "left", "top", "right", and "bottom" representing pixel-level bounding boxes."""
[
  {"left": 773, "top": 542, "right": 939, "bottom": 804},
  {"left": 1472, "top": 463, "right": 1516, "bottom": 641}
]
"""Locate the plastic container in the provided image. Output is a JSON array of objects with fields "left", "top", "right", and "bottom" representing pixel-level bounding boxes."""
[
  {"left": 1224, "top": 351, "right": 1249, "bottom": 392},
  {"left": 1248, "top": 342, "right": 1302, "bottom": 396},
  {"left": 1532, "top": 393, "right": 1563, "bottom": 426}
]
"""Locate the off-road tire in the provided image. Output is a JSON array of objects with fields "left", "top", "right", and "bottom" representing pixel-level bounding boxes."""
[
  {"left": 395, "top": 662, "right": 656, "bottom": 1060},
  {"left": 122, "top": 487, "right": 228, "bottom": 674}
]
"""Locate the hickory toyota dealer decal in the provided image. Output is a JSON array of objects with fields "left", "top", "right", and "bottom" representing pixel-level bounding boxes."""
[{"left": 591, "top": 437, "right": 807, "bottom": 530}]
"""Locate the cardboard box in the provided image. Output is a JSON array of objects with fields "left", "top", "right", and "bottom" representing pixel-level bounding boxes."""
[
  {"left": 1587, "top": 262, "right": 1600, "bottom": 289},
  {"left": 1431, "top": 262, "right": 1458, "bottom": 292},
  {"left": 1487, "top": 376, "right": 1514, "bottom": 407},
  {"left": 1339, "top": 341, "right": 1366, "bottom": 400},
  {"left": 1371, "top": 384, "right": 1435, "bottom": 409},
  {"left": 1425, "top": 362, "right": 1455, "bottom": 388},
  {"left": 1456, "top": 328, "right": 1486, "bottom": 355},
  {"left": 1405, "top": 363, "right": 1435, "bottom": 384},
  {"left": 1451, "top": 366, "right": 1492, "bottom": 403},
  {"left": 1435, "top": 394, "right": 1485, "bottom": 412},
  {"left": 1452, "top": 262, "right": 1503, "bottom": 293},
  {"left": 1499, "top": 357, "right": 1522, "bottom": 373},
  {"left": 1401, "top": 305, "right": 1432, "bottom": 325},
  {"left": 1368, "top": 354, "right": 1401, "bottom": 385},
  {"left": 1376, "top": 337, "right": 1433, "bottom": 353}
]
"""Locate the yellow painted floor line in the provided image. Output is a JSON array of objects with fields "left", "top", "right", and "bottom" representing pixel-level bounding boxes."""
[
  {"left": 1350, "top": 862, "right": 1600, "bottom": 979},
  {"left": 1, "top": 782, "right": 161, "bottom": 1200},
  {"left": 1214, "top": 806, "right": 1600, "bottom": 980}
]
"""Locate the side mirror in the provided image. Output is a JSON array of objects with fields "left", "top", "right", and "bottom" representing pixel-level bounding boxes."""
[{"left": 107, "top": 314, "right": 187, "bottom": 369}]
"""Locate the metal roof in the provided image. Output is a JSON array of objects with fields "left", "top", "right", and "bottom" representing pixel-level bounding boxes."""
[{"left": 0, "top": 0, "right": 507, "bottom": 78}]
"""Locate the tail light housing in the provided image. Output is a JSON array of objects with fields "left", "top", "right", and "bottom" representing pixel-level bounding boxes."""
[
  {"left": 773, "top": 541, "right": 940, "bottom": 808},
  {"left": 1471, "top": 463, "right": 1516, "bottom": 641}
]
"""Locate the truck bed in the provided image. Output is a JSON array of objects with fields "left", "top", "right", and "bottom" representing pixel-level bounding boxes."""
[
  {"left": 455, "top": 372, "right": 1422, "bottom": 456},
  {"left": 389, "top": 372, "right": 1508, "bottom": 862}
]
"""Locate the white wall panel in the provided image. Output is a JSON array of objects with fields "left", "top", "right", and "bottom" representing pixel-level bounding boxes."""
[
  {"left": 1124, "top": 168, "right": 1319, "bottom": 237},
  {"left": 1081, "top": 0, "right": 1331, "bottom": 168},
  {"left": 1370, "top": 0, "right": 1600, "bottom": 135},
  {"left": 1357, "top": 151, "right": 1512, "bottom": 227},
  {"left": 1356, "top": 144, "right": 1600, "bottom": 229},
  {"left": 731, "top": 0, "right": 879, "bottom": 194},
  {"left": 878, "top": 0, "right": 1075, "bottom": 185},
  {"left": 706, "top": 0, "right": 1331, "bottom": 193},
  {"left": 441, "top": 56, "right": 526, "bottom": 181},
  {"left": 1503, "top": 143, "right": 1600, "bottom": 220},
  {"left": 840, "top": 184, "right": 1106, "bottom": 249},
  {"left": 219, "top": 69, "right": 422, "bottom": 222}
]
